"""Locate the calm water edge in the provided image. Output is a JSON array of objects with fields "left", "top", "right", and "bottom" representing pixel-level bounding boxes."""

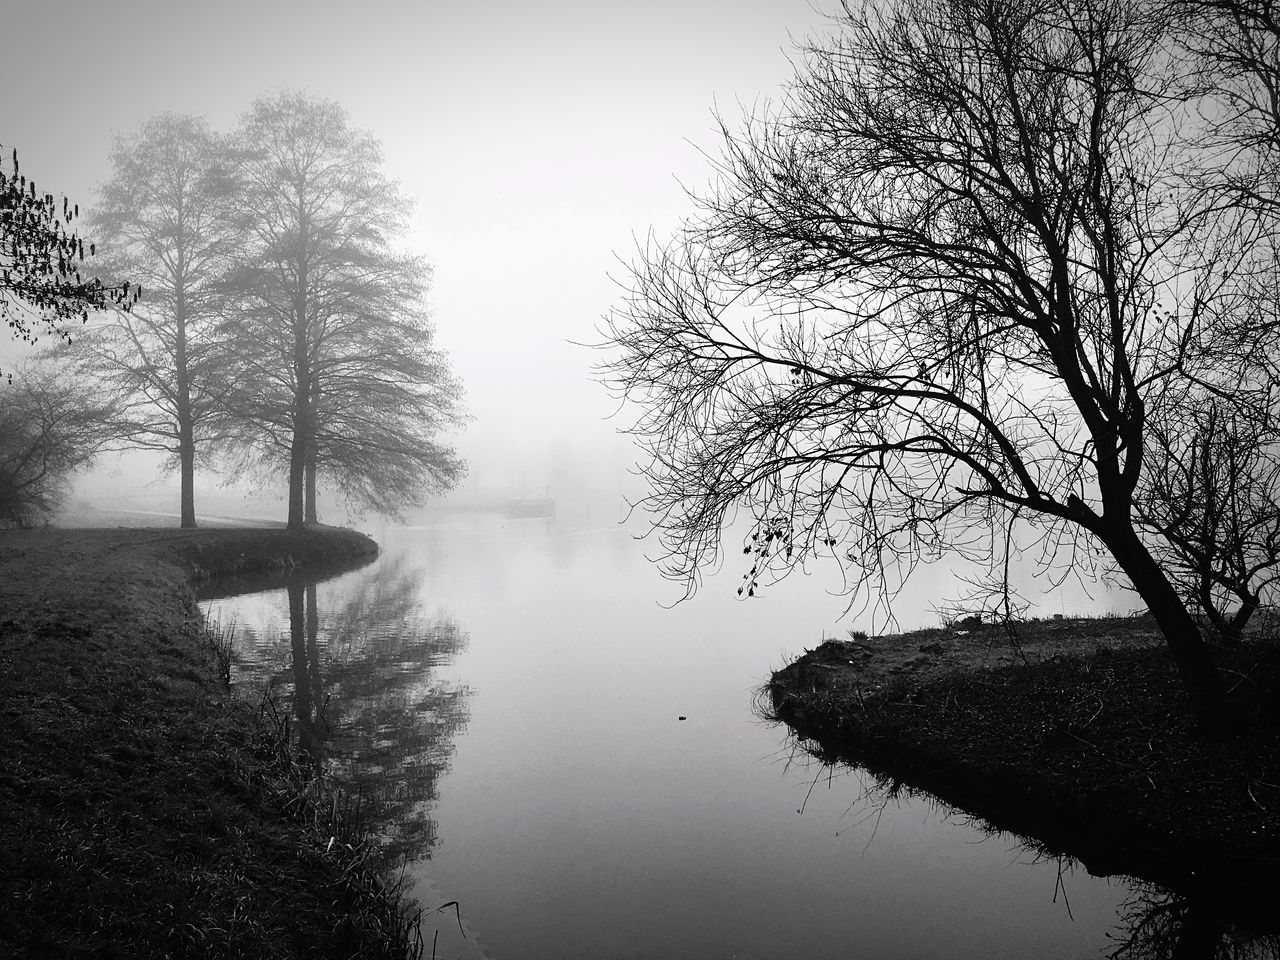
[{"left": 201, "top": 514, "right": 1153, "bottom": 960}]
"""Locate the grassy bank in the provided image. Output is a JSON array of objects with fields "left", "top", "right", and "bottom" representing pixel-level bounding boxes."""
[
  {"left": 0, "top": 525, "right": 425, "bottom": 959},
  {"left": 766, "top": 616, "right": 1280, "bottom": 927}
]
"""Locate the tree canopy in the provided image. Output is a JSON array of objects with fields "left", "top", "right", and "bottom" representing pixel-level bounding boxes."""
[
  {"left": 70, "top": 115, "right": 237, "bottom": 527},
  {"left": 602, "top": 0, "right": 1280, "bottom": 728},
  {"left": 217, "top": 92, "right": 464, "bottom": 526},
  {"left": 53, "top": 94, "right": 466, "bottom": 528},
  {"left": 0, "top": 362, "right": 111, "bottom": 527}
]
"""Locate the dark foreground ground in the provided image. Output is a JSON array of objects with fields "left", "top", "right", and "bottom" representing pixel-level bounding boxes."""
[
  {"left": 766, "top": 616, "right": 1280, "bottom": 928},
  {"left": 0, "top": 526, "right": 425, "bottom": 959}
]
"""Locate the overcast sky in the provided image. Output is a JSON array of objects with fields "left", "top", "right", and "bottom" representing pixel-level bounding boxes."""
[{"left": 3, "top": 0, "right": 831, "bottom": 499}]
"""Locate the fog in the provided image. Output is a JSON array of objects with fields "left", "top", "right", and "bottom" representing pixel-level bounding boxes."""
[
  {"left": 3, "top": 0, "right": 1146, "bottom": 627},
  {"left": 3, "top": 0, "right": 831, "bottom": 518},
  {"left": 5, "top": 7, "right": 1271, "bottom": 957}
]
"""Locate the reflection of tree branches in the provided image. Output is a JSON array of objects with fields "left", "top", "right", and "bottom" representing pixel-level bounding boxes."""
[
  {"left": 759, "top": 709, "right": 931, "bottom": 850},
  {"left": 312, "top": 558, "right": 471, "bottom": 867},
  {"left": 759, "top": 697, "right": 1280, "bottom": 960},
  {"left": 228, "top": 554, "right": 471, "bottom": 869},
  {"left": 1108, "top": 883, "right": 1280, "bottom": 960}
]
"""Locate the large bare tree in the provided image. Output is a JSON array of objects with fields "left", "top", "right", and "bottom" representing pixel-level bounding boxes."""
[
  {"left": 602, "top": 0, "right": 1262, "bottom": 728},
  {"left": 69, "top": 115, "right": 236, "bottom": 528},
  {"left": 219, "top": 92, "right": 464, "bottom": 527}
]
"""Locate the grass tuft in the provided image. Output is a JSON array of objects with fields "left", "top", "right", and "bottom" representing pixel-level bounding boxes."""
[{"left": 202, "top": 616, "right": 236, "bottom": 689}]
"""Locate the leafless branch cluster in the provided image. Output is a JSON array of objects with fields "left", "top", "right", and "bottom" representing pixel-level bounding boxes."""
[
  {"left": 52, "top": 95, "right": 466, "bottom": 528},
  {"left": 0, "top": 363, "right": 113, "bottom": 526},
  {"left": 602, "top": 0, "right": 1280, "bottom": 724}
]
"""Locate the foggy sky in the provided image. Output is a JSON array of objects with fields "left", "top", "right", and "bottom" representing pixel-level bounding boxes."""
[{"left": 2, "top": 0, "right": 830, "bottom": 500}]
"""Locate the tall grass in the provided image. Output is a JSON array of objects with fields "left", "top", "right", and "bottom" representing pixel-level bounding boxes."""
[
  {"left": 254, "top": 689, "right": 425, "bottom": 959},
  {"left": 202, "top": 617, "right": 236, "bottom": 689}
]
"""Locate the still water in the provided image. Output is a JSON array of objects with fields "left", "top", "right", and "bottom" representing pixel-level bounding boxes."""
[{"left": 202, "top": 514, "right": 1175, "bottom": 959}]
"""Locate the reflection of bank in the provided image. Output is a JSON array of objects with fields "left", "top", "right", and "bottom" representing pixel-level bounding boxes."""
[
  {"left": 764, "top": 716, "right": 1280, "bottom": 960},
  {"left": 221, "top": 556, "right": 472, "bottom": 869},
  {"left": 1109, "top": 884, "right": 1280, "bottom": 960}
]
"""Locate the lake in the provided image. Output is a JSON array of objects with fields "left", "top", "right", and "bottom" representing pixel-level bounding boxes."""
[{"left": 200, "top": 513, "right": 1189, "bottom": 960}]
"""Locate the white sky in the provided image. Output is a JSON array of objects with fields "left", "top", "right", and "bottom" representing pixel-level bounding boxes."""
[{"left": 2, "top": 0, "right": 832, "bottom": 497}]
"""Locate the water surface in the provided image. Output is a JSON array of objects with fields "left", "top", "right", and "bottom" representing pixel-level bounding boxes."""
[{"left": 203, "top": 515, "right": 1172, "bottom": 959}]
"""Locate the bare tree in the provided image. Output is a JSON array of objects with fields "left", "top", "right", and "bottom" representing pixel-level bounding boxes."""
[
  {"left": 218, "top": 92, "right": 464, "bottom": 527},
  {"left": 68, "top": 115, "right": 237, "bottom": 528},
  {"left": 0, "top": 362, "right": 111, "bottom": 527},
  {"left": 602, "top": 0, "right": 1254, "bottom": 728},
  {"left": 1176, "top": 0, "right": 1280, "bottom": 211},
  {"left": 221, "top": 260, "right": 465, "bottom": 523},
  {"left": 1130, "top": 0, "right": 1280, "bottom": 642},
  {"left": 1139, "top": 396, "right": 1280, "bottom": 644}
]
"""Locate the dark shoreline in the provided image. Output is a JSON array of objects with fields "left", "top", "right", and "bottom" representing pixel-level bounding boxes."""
[
  {"left": 765, "top": 629, "right": 1280, "bottom": 931},
  {"left": 0, "top": 525, "right": 424, "bottom": 959}
]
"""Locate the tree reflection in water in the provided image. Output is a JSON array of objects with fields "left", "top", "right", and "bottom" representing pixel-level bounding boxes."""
[
  {"left": 233, "top": 555, "right": 471, "bottom": 869},
  {"left": 763, "top": 721, "right": 1279, "bottom": 960},
  {"left": 1107, "top": 885, "right": 1279, "bottom": 960}
]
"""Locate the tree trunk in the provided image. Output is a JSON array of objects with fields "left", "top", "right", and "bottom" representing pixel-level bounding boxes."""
[
  {"left": 287, "top": 283, "right": 310, "bottom": 529},
  {"left": 305, "top": 443, "right": 317, "bottom": 525},
  {"left": 178, "top": 411, "right": 196, "bottom": 529},
  {"left": 174, "top": 282, "right": 197, "bottom": 529},
  {"left": 287, "top": 407, "right": 307, "bottom": 530},
  {"left": 1207, "top": 593, "right": 1257, "bottom": 648},
  {"left": 1227, "top": 595, "right": 1258, "bottom": 646},
  {"left": 1107, "top": 526, "right": 1229, "bottom": 734}
]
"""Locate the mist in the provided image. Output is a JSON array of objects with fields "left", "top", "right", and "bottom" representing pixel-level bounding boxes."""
[
  {"left": 3, "top": 0, "right": 828, "bottom": 530},
  {"left": 8, "top": 3, "right": 1274, "bottom": 959}
]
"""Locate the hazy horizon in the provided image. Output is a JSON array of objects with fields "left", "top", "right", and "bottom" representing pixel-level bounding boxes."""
[{"left": 2, "top": 0, "right": 832, "bottom": 510}]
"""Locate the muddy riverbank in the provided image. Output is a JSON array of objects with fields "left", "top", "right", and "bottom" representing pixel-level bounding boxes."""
[{"left": 0, "top": 525, "right": 424, "bottom": 959}]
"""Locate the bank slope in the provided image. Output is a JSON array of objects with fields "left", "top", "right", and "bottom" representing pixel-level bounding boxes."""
[{"left": 0, "top": 526, "right": 425, "bottom": 960}]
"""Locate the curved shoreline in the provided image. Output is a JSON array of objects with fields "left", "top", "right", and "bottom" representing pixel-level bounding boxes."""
[
  {"left": 765, "top": 626, "right": 1280, "bottom": 931},
  {"left": 0, "top": 525, "right": 421, "bottom": 959}
]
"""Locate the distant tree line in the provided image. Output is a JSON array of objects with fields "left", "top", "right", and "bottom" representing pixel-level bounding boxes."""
[
  {"left": 0, "top": 92, "right": 465, "bottom": 528},
  {"left": 602, "top": 0, "right": 1280, "bottom": 731}
]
